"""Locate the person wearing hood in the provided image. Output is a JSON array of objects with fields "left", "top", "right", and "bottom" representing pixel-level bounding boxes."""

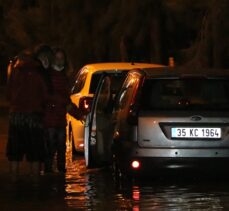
[{"left": 6, "top": 45, "right": 53, "bottom": 182}]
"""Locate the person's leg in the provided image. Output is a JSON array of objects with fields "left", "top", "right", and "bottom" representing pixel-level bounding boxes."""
[
  {"left": 7, "top": 113, "right": 24, "bottom": 182},
  {"left": 30, "top": 161, "right": 40, "bottom": 182},
  {"left": 56, "top": 128, "right": 66, "bottom": 172},
  {"left": 26, "top": 113, "right": 46, "bottom": 178},
  {"left": 45, "top": 128, "right": 57, "bottom": 172},
  {"left": 10, "top": 161, "right": 20, "bottom": 182}
]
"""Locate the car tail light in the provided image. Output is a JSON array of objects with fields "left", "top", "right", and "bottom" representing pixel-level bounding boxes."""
[
  {"left": 78, "top": 143, "right": 84, "bottom": 148},
  {"left": 79, "top": 96, "right": 93, "bottom": 115},
  {"left": 131, "top": 160, "right": 140, "bottom": 169}
]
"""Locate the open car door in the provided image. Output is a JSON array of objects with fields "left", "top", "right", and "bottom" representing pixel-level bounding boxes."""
[{"left": 84, "top": 72, "right": 126, "bottom": 168}]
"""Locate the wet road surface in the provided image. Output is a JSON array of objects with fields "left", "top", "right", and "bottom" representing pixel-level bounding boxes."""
[{"left": 1, "top": 111, "right": 229, "bottom": 210}]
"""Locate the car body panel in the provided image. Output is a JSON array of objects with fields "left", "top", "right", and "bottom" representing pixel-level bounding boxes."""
[
  {"left": 112, "top": 67, "right": 229, "bottom": 174},
  {"left": 68, "top": 63, "right": 164, "bottom": 152},
  {"left": 138, "top": 111, "right": 229, "bottom": 149}
]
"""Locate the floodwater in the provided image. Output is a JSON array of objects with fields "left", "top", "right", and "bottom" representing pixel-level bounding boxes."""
[
  {"left": 1, "top": 112, "right": 229, "bottom": 210},
  {"left": 1, "top": 142, "right": 229, "bottom": 211}
]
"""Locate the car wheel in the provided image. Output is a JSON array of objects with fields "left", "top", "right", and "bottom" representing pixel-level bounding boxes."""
[
  {"left": 112, "top": 155, "right": 134, "bottom": 188},
  {"left": 112, "top": 155, "right": 122, "bottom": 180}
]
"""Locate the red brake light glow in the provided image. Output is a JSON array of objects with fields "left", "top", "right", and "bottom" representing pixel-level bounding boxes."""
[
  {"left": 79, "top": 143, "right": 84, "bottom": 148},
  {"left": 131, "top": 160, "right": 140, "bottom": 169}
]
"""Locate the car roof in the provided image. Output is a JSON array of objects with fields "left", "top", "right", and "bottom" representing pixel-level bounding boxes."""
[
  {"left": 83, "top": 62, "right": 165, "bottom": 73},
  {"left": 130, "top": 67, "right": 229, "bottom": 78}
]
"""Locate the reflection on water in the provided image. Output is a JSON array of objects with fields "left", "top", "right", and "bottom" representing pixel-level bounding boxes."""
[
  {"left": 64, "top": 141, "right": 229, "bottom": 210},
  {"left": 1, "top": 138, "right": 229, "bottom": 210},
  {"left": 128, "top": 184, "right": 225, "bottom": 211},
  {"left": 64, "top": 156, "right": 229, "bottom": 211}
]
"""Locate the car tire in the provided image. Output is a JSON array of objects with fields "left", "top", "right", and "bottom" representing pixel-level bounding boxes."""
[
  {"left": 112, "top": 155, "right": 123, "bottom": 180},
  {"left": 112, "top": 156, "right": 134, "bottom": 187}
]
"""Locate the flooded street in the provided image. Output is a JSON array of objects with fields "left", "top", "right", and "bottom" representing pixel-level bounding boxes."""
[
  {"left": 1, "top": 112, "right": 229, "bottom": 210},
  {"left": 64, "top": 156, "right": 229, "bottom": 210},
  {"left": 1, "top": 1, "right": 229, "bottom": 210}
]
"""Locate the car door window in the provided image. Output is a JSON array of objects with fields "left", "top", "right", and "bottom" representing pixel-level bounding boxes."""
[
  {"left": 71, "top": 68, "right": 88, "bottom": 94},
  {"left": 89, "top": 71, "right": 127, "bottom": 94},
  {"left": 96, "top": 76, "right": 111, "bottom": 113},
  {"left": 89, "top": 73, "right": 102, "bottom": 94}
]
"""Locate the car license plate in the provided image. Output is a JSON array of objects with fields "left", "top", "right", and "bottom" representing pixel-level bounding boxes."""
[{"left": 171, "top": 128, "right": 221, "bottom": 139}]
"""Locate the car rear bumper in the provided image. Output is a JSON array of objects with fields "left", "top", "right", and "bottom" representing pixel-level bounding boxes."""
[
  {"left": 133, "top": 148, "right": 229, "bottom": 158},
  {"left": 114, "top": 144, "right": 229, "bottom": 174},
  {"left": 119, "top": 157, "right": 229, "bottom": 178},
  {"left": 128, "top": 157, "right": 229, "bottom": 170}
]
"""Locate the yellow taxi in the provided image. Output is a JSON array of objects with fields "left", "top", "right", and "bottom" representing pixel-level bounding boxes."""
[{"left": 67, "top": 62, "right": 164, "bottom": 153}]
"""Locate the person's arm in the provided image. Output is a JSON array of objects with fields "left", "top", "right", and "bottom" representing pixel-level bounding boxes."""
[{"left": 66, "top": 100, "right": 84, "bottom": 121}]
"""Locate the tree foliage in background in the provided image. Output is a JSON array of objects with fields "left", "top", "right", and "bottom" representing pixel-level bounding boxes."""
[
  {"left": 0, "top": 0, "right": 228, "bottom": 78},
  {"left": 184, "top": 0, "right": 229, "bottom": 69}
]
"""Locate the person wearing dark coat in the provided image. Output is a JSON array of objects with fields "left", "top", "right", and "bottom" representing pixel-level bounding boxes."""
[
  {"left": 7, "top": 58, "right": 46, "bottom": 182},
  {"left": 6, "top": 45, "right": 53, "bottom": 182},
  {"left": 44, "top": 48, "right": 70, "bottom": 173}
]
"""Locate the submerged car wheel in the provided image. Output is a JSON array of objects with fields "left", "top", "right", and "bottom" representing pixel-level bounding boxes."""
[
  {"left": 112, "top": 155, "right": 123, "bottom": 180},
  {"left": 112, "top": 158, "right": 120, "bottom": 178},
  {"left": 112, "top": 155, "right": 134, "bottom": 186}
]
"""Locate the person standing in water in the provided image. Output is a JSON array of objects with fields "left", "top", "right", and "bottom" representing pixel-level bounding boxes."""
[
  {"left": 6, "top": 45, "right": 53, "bottom": 182},
  {"left": 44, "top": 48, "right": 70, "bottom": 173}
]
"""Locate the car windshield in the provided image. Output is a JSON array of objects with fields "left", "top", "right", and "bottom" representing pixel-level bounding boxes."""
[
  {"left": 89, "top": 71, "right": 127, "bottom": 94},
  {"left": 140, "top": 78, "right": 229, "bottom": 110}
]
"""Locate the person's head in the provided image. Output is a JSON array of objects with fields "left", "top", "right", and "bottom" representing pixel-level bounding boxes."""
[
  {"left": 52, "top": 48, "right": 67, "bottom": 72},
  {"left": 34, "top": 44, "right": 53, "bottom": 69}
]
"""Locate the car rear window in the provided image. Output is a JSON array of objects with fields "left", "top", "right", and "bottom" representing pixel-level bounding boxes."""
[
  {"left": 140, "top": 79, "right": 229, "bottom": 110},
  {"left": 89, "top": 72, "right": 127, "bottom": 94}
]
